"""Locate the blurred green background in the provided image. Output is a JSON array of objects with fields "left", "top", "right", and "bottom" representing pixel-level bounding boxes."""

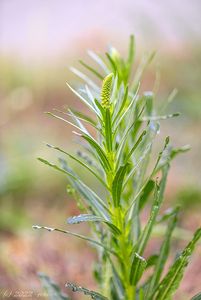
[{"left": 0, "top": 1, "right": 201, "bottom": 299}]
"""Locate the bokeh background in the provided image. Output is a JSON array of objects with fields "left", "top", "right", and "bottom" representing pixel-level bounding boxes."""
[{"left": 0, "top": 0, "right": 201, "bottom": 299}]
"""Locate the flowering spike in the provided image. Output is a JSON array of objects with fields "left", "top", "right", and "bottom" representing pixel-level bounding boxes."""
[{"left": 101, "top": 73, "right": 113, "bottom": 109}]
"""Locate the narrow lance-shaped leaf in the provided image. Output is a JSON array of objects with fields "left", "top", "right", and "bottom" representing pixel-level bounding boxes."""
[
  {"left": 136, "top": 164, "right": 169, "bottom": 255},
  {"left": 124, "top": 130, "right": 147, "bottom": 163},
  {"left": 110, "top": 260, "right": 125, "bottom": 300},
  {"left": 46, "top": 143, "right": 108, "bottom": 189},
  {"left": 87, "top": 50, "right": 109, "bottom": 74},
  {"left": 131, "top": 51, "right": 156, "bottom": 92},
  {"left": 153, "top": 228, "right": 201, "bottom": 300},
  {"left": 81, "top": 134, "right": 112, "bottom": 171},
  {"left": 67, "top": 83, "right": 99, "bottom": 115},
  {"left": 146, "top": 207, "right": 179, "bottom": 298},
  {"left": 130, "top": 253, "right": 147, "bottom": 285},
  {"left": 112, "top": 85, "right": 128, "bottom": 125},
  {"left": 141, "top": 112, "right": 180, "bottom": 122},
  {"left": 104, "top": 108, "right": 113, "bottom": 152},
  {"left": 126, "top": 34, "right": 135, "bottom": 80},
  {"left": 126, "top": 136, "right": 170, "bottom": 216},
  {"left": 38, "top": 158, "right": 110, "bottom": 219},
  {"left": 112, "top": 163, "right": 129, "bottom": 207},
  {"left": 32, "top": 225, "right": 117, "bottom": 256},
  {"left": 79, "top": 59, "right": 104, "bottom": 80},
  {"left": 67, "top": 214, "right": 121, "bottom": 235},
  {"left": 70, "top": 67, "right": 99, "bottom": 91}
]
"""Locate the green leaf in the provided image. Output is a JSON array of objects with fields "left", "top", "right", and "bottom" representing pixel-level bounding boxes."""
[
  {"left": 146, "top": 254, "right": 159, "bottom": 269},
  {"left": 112, "top": 163, "right": 129, "bottom": 207},
  {"left": 124, "top": 130, "right": 147, "bottom": 163},
  {"left": 32, "top": 225, "right": 117, "bottom": 256},
  {"left": 104, "top": 108, "right": 113, "bottom": 152},
  {"left": 141, "top": 112, "right": 180, "bottom": 121},
  {"left": 126, "top": 137, "right": 170, "bottom": 216},
  {"left": 38, "top": 273, "right": 69, "bottom": 300},
  {"left": 112, "top": 85, "right": 128, "bottom": 124},
  {"left": 131, "top": 51, "right": 156, "bottom": 92},
  {"left": 87, "top": 50, "right": 109, "bottom": 74},
  {"left": 110, "top": 261, "right": 125, "bottom": 300},
  {"left": 126, "top": 35, "right": 135, "bottom": 80},
  {"left": 105, "top": 52, "right": 117, "bottom": 74},
  {"left": 123, "top": 142, "right": 152, "bottom": 189},
  {"left": 79, "top": 60, "right": 104, "bottom": 80},
  {"left": 115, "top": 105, "right": 145, "bottom": 168},
  {"left": 139, "top": 180, "right": 155, "bottom": 210},
  {"left": 130, "top": 253, "right": 147, "bottom": 285},
  {"left": 68, "top": 109, "right": 97, "bottom": 127},
  {"left": 38, "top": 158, "right": 110, "bottom": 219},
  {"left": 67, "top": 214, "right": 103, "bottom": 224},
  {"left": 153, "top": 228, "right": 201, "bottom": 300},
  {"left": 170, "top": 144, "right": 190, "bottom": 160},
  {"left": 146, "top": 207, "right": 179, "bottom": 297},
  {"left": 137, "top": 165, "right": 169, "bottom": 255},
  {"left": 46, "top": 143, "right": 108, "bottom": 189},
  {"left": 65, "top": 282, "right": 109, "bottom": 300},
  {"left": 46, "top": 112, "right": 89, "bottom": 135},
  {"left": 67, "top": 83, "right": 99, "bottom": 115},
  {"left": 113, "top": 83, "right": 139, "bottom": 130},
  {"left": 82, "top": 134, "right": 112, "bottom": 171},
  {"left": 70, "top": 67, "right": 99, "bottom": 91},
  {"left": 67, "top": 214, "right": 121, "bottom": 235}
]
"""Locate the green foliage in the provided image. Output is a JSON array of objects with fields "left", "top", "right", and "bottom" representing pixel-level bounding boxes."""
[{"left": 34, "top": 36, "right": 200, "bottom": 300}]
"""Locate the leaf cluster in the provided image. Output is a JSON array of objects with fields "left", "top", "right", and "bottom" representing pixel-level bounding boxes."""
[{"left": 34, "top": 36, "right": 200, "bottom": 300}]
